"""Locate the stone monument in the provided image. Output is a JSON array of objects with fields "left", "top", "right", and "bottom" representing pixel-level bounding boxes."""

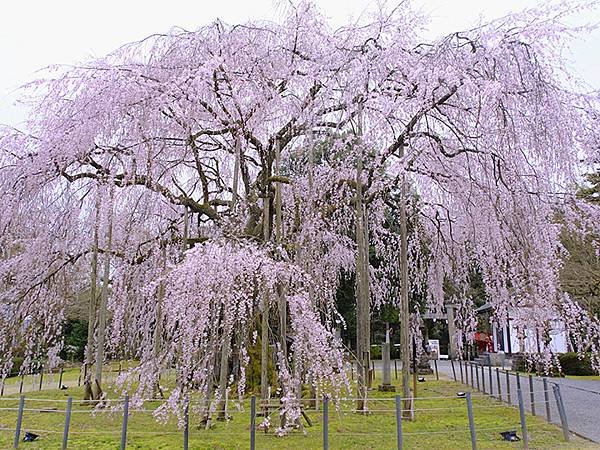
[{"left": 378, "top": 324, "right": 396, "bottom": 392}]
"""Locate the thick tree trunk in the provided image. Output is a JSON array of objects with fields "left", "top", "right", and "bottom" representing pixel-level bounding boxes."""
[
  {"left": 446, "top": 303, "right": 458, "bottom": 359},
  {"left": 83, "top": 191, "right": 101, "bottom": 401},
  {"left": 232, "top": 135, "right": 241, "bottom": 207},
  {"left": 93, "top": 186, "right": 114, "bottom": 401},
  {"left": 260, "top": 177, "right": 271, "bottom": 412},
  {"left": 355, "top": 200, "right": 370, "bottom": 412},
  {"left": 260, "top": 290, "right": 270, "bottom": 413},
  {"left": 275, "top": 140, "right": 287, "bottom": 360},
  {"left": 201, "top": 302, "right": 219, "bottom": 429},
  {"left": 152, "top": 242, "right": 167, "bottom": 399},
  {"left": 216, "top": 137, "right": 241, "bottom": 420},
  {"left": 355, "top": 106, "right": 371, "bottom": 412},
  {"left": 306, "top": 126, "right": 317, "bottom": 408},
  {"left": 182, "top": 205, "right": 189, "bottom": 253},
  {"left": 216, "top": 318, "right": 231, "bottom": 420},
  {"left": 398, "top": 160, "right": 412, "bottom": 418},
  {"left": 274, "top": 139, "right": 290, "bottom": 426}
]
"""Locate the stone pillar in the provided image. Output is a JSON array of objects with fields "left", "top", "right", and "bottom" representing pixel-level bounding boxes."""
[
  {"left": 382, "top": 342, "right": 391, "bottom": 385},
  {"left": 446, "top": 304, "right": 458, "bottom": 359},
  {"left": 379, "top": 324, "right": 395, "bottom": 391}
]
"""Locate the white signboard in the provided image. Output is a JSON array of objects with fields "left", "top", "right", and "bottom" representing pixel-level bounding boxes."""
[{"left": 428, "top": 339, "right": 440, "bottom": 360}]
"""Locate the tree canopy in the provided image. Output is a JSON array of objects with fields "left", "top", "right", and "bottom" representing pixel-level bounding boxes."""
[{"left": 1, "top": 0, "right": 600, "bottom": 427}]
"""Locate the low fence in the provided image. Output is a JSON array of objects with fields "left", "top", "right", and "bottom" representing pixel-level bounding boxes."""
[
  {"left": 449, "top": 359, "right": 572, "bottom": 442},
  {"left": 1, "top": 368, "right": 69, "bottom": 396},
  {"left": 348, "top": 359, "right": 443, "bottom": 383},
  {"left": 0, "top": 364, "right": 134, "bottom": 396},
  {"left": 0, "top": 386, "right": 576, "bottom": 449}
]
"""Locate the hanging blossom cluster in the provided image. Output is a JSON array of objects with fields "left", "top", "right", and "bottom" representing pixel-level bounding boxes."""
[
  {"left": 0, "top": 0, "right": 599, "bottom": 425},
  {"left": 117, "top": 241, "right": 348, "bottom": 427}
]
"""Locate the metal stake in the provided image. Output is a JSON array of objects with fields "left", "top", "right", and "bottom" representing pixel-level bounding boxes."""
[
  {"left": 120, "top": 395, "right": 129, "bottom": 450},
  {"left": 250, "top": 396, "right": 256, "bottom": 450},
  {"left": 517, "top": 389, "right": 529, "bottom": 449},
  {"left": 466, "top": 392, "right": 477, "bottom": 450},
  {"left": 323, "top": 396, "right": 329, "bottom": 450},
  {"left": 543, "top": 378, "right": 551, "bottom": 423},
  {"left": 183, "top": 399, "right": 189, "bottom": 450},
  {"left": 553, "top": 384, "right": 570, "bottom": 441},
  {"left": 395, "top": 395, "right": 403, "bottom": 449},
  {"left": 13, "top": 395, "right": 24, "bottom": 449},
  {"left": 496, "top": 368, "right": 502, "bottom": 400},
  {"left": 62, "top": 396, "right": 72, "bottom": 450},
  {"left": 529, "top": 374, "right": 536, "bottom": 416}
]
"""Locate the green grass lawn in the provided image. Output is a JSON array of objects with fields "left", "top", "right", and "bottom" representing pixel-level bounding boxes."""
[
  {"left": 564, "top": 375, "right": 600, "bottom": 381},
  {"left": 511, "top": 371, "right": 600, "bottom": 382},
  {"left": 1, "top": 361, "right": 132, "bottom": 392},
  {"left": 0, "top": 369, "right": 594, "bottom": 449}
]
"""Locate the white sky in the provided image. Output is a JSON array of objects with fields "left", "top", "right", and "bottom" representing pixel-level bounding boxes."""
[{"left": 1, "top": 0, "right": 599, "bottom": 127}]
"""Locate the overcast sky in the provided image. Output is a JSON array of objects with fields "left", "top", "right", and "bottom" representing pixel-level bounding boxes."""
[{"left": 1, "top": 0, "right": 599, "bottom": 127}]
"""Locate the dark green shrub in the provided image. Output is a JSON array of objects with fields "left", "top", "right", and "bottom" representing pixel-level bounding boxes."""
[
  {"left": 370, "top": 345, "right": 382, "bottom": 360},
  {"left": 9, "top": 357, "right": 24, "bottom": 376},
  {"left": 511, "top": 353, "right": 528, "bottom": 372},
  {"left": 511, "top": 353, "right": 561, "bottom": 376},
  {"left": 59, "top": 319, "right": 88, "bottom": 362},
  {"left": 558, "top": 352, "right": 595, "bottom": 376}
]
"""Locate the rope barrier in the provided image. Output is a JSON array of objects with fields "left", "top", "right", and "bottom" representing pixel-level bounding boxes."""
[{"left": 0, "top": 407, "right": 67, "bottom": 413}]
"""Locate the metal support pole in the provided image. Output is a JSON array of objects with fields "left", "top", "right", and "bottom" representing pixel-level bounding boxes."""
[
  {"left": 496, "top": 368, "right": 501, "bottom": 401},
  {"left": 543, "top": 378, "right": 551, "bottom": 423},
  {"left": 488, "top": 366, "right": 493, "bottom": 396},
  {"left": 517, "top": 389, "right": 529, "bottom": 449},
  {"left": 62, "top": 396, "right": 72, "bottom": 450},
  {"left": 38, "top": 371, "right": 43, "bottom": 391},
  {"left": 552, "top": 384, "right": 570, "bottom": 441},
  {"left": 18, "top": 375, "right": 23, "bottom": 394},
  {"left": 120, "top": 395, "right": 129, "bottom": 450},
  {"left": 13, "top": 395, "right": 24, "bottom": 449},
  {"left": 475, "top": 364, "right": 480, "bottom": 391},
  {"left": 466, "top": 362, "right": 470, "bottom": 387},
  {"left": 481, "top": 364, "right": 485, "bottom": 393},
  {"left": 323, "top": 396, "right": 329, "bottom": 450},
  {"left": 529, "top": 375, "right": 536, "bottom": 416},
  {"left": 470, "top": 363, "right": 474, "bottom": 389},
  {"left": 451, "top": 359, "right": 456, "bottom": 381},
  {"left": 183, "top": 399, "right": 189, "bottom": 450},
  {"left": 316, "top": 386, "right": 320, "bottom": 412},
  {"left": 394, "top": 360, "right": 398, "bottom": 380},
  {"left": 466, "top": 392, "right": 477, "bottom": 450},
  {"left": 434, "top": 359, "right": 439, "bottom": 381},
  {"left": 58, "top": 368, "right": 64, "bottom": 389},
  {"left": 395, "top": 395, "right": 403, "bottom": 450},
  {"left": 505, "top": 371, "right": 511, "bottom": 404},
  {"left": 250, "top": 396, "right": 256, "bottom": 450},
  {"left": 460, "top": 360, "right": 464, "bottom": 384}
]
